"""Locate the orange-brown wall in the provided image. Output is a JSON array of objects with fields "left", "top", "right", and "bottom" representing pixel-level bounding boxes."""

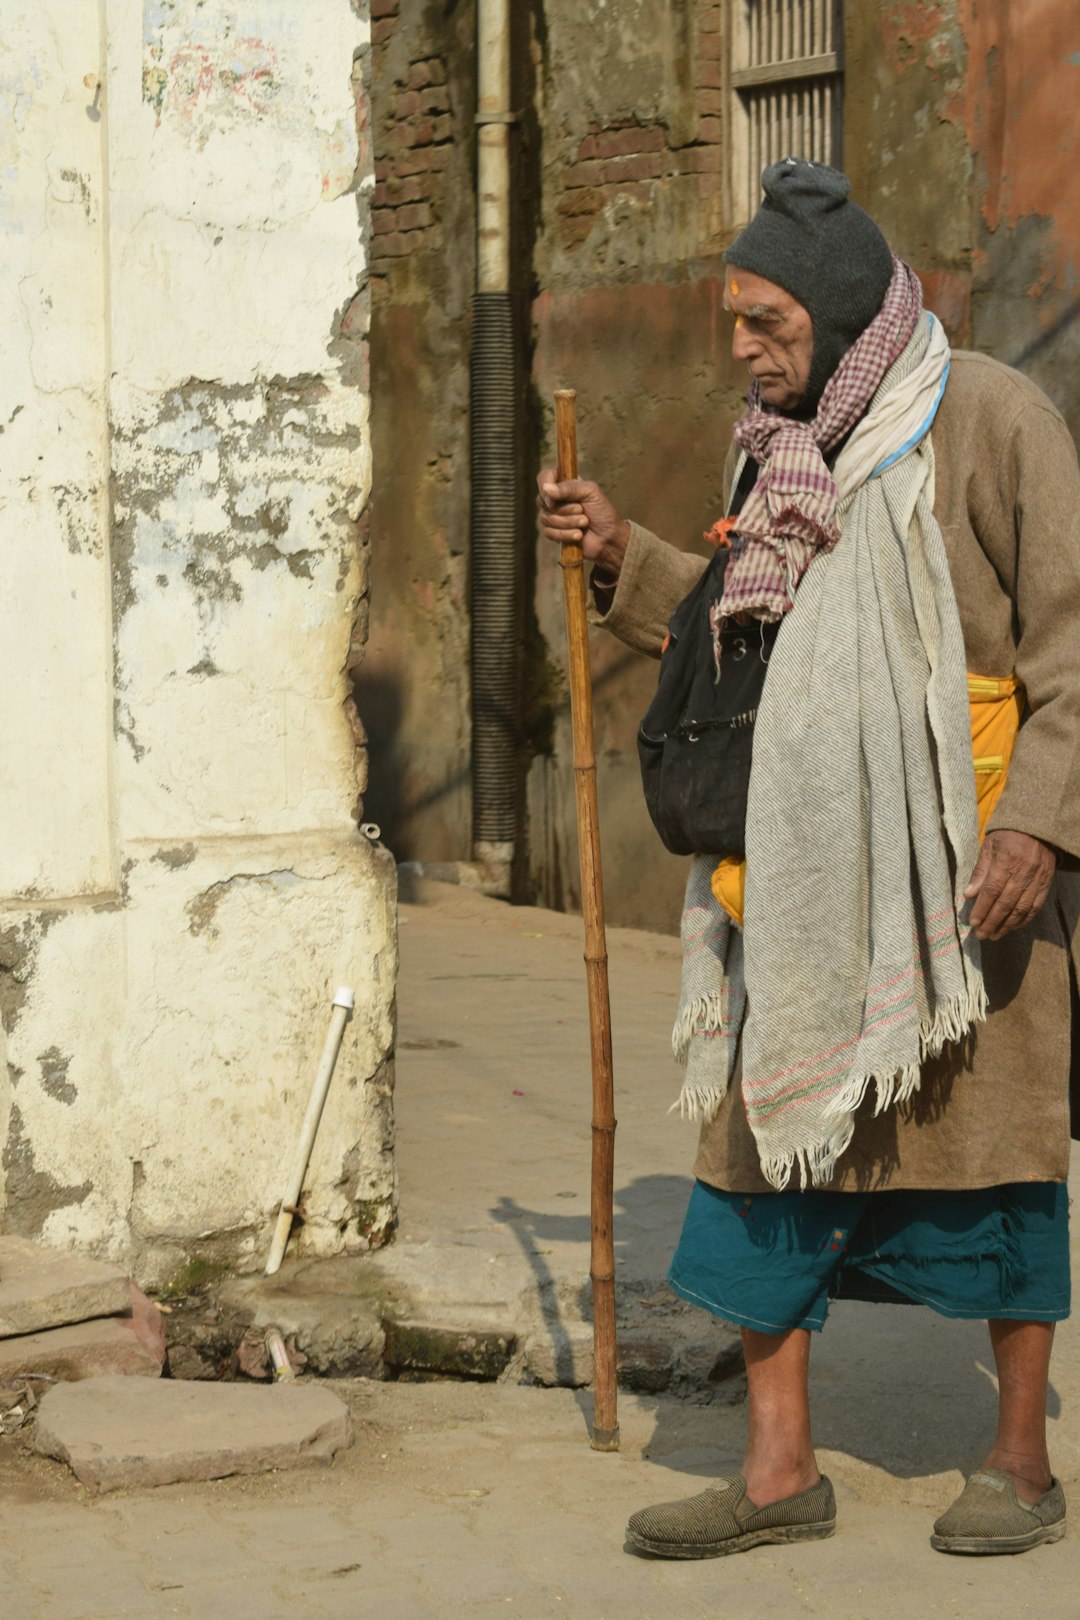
[{"left": 365, "top": 1, "right": 1079, "bottom": 933}]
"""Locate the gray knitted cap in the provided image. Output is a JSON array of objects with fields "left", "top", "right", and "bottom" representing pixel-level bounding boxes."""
[{"left": 725, "top": 158, "right": 894, "bottom": 409}]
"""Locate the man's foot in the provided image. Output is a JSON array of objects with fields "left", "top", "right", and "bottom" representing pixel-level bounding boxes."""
[
  {"left": 931, "top": 1468, "right": 1066, "bottom": 1555},
  {"left": 626, "top": 1474, "right": 836, "bottom": 1559}
]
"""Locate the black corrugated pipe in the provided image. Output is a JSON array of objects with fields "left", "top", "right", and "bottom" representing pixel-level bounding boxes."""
[
  {"left": 470, "top": 289, "right": 518, "bottom": 860},
  {"left": 470, "top": 1, "right": 517, "bottom": 887}
]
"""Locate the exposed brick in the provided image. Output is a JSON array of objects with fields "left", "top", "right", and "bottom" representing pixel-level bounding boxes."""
[
  {"left": 557, "top": 211, "right": 596, "bottom": 250},
  {"left": 418, "top": 86, "right": 451, "bottom": 114},
  {"left": 396, "top": 202, "right": 434, "bottom": 231},
  {"left": 430, "top": 113, "right": 453, "bottom": 142},
  {"left": 407, "top": 57, "right": 446, "bottom": 90},
  {"left": 372, "top": 17, "right": 396, "bottom": 47},
  {"left": 696, "top": 61, "right": 722, "bottom": 89},
  {"left": 696, "top": 88, "right": 724, "bottom": 116},
  {"left": 596, "top": 152, "right": 664, "bottom": 185},
  {"left": 395, "top": 148, "right": 431, "bottom": 177},
  {"left": 564, "top": 158, "right": 605, "bottom": 189},
  {"left": 697, "top": 30, "right": 722, "bottom": 60},
  {"left": 394, "top": 90, "right": 422, "bottom": 119},
  {"left": 697, "top": 3, "right": 722, "bottom": 31},
  {"left": 372, "top": 207, "right": 398, "bottom": 235},
  {"left": 557, "top": 185, "right": 604, "bottom": 218},
  {"left": 371, "top": 0, "right": 399, "bottom": 15},
  {"left": 676, "top": 145, "right": 723, "bottom": 174},
  {"left": 590, "top": 125, "right": 667, "bottom": 159},
  {"left": 696, "top": 116, "right": 722, "bottom": 143},
  {"left": 374, "top": 174, "right": 428, "bottom": 208},
  {"left": 373, "top": 232, "right": 412, "bottom": 258},
  {"left": 426, "top": 145, "right": 451, "bottom": 171},
  {"left": 374, "top": 158, "right": 392, "bottom": 181},
  {"left": 402, "top": 118, "right": 437, "bottom": 148},
  {"left": 608, "top": 180, "right": 658, "bottom": 207}
]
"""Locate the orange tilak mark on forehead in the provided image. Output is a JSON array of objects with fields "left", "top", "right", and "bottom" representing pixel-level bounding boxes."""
[{"left": 730, "top": 278, "right": 740, "bottom": 295}]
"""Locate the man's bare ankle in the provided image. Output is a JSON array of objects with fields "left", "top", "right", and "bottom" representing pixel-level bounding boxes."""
[
  {"left": 740, "top": 1462, "right": 821, "bottom": 1509},
  {"left": 981, "top": 1447, "right": 1053, "bottom": 1505}
]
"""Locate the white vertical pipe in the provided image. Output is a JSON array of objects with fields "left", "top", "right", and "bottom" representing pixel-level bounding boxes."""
[
  {"left": 265, "top": 987, "right": 355, "bottom": 1275},
  {"left": 477, "top": 0, "right": 511, "bottom": 294}
]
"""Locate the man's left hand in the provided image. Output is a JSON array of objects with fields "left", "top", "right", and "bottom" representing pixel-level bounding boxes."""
[{"left": 964, "top": 829, "right": 1057, "bottom": 941}]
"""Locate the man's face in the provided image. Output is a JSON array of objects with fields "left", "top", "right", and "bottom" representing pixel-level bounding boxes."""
[{"left": 723, "top": 266, "right": 813, "bottom": 412}]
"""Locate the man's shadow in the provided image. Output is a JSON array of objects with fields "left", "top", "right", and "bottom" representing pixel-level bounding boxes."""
[{"left": 493, "top": 1174, "right": 1063, "bottom": 1482}]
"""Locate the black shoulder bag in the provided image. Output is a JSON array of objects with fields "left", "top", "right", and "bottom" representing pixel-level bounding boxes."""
[{"left": 637, "top": 546, "right": 778, "bottom": 858}]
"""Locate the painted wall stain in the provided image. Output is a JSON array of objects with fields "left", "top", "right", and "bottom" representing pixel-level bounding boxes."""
[
  {"left": 151, "top": 842, "right": 198, "bottom": 868},
  {"left": 37, "top": 1045, "right": 76, "bottom": 1106},
  {"left": 2, "top": 1103, "right": 92, "bottom": 1240},
  {"left": 880, "top": 4, "right": 951, "bottom": 73},
  {"left": 0, "top": 915, "right": 59, "bottom": 1034}
]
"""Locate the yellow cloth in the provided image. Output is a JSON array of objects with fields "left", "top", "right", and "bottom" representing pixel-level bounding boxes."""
[
  {"left": 968, "top": 672, "right": 1023, "bottom": 839},
  {"left": 711, "top": 855, "right": 746, "bottom": 926},
  {"left": 712, "top": 671, "right": 1023, "bottom": 927}
]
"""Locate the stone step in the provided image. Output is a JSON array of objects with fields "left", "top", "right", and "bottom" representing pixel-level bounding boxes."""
[
  {"left": 383, "top": 1319, "right": 516, "bottom": 1380},
  {"left": 0, "top": 1284, "right": 165, "bottom": 1382},
  {"left": 0, "top": 1236, "right": 131, "bottom": 1338},
  {"left": 34, "top": 1374, "right": 352, "bottom": 1492}
]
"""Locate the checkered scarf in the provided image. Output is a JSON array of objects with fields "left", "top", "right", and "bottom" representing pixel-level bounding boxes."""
[{"left": 717, "top": 256, "right": 922, "bottom": 624}]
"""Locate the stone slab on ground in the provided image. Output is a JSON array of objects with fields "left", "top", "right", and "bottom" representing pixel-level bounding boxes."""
[
  {"left": 33, "top": 1374, "right": 352, "bottom": 1492},
  {"left": 0, "top": 1237, "right": 132, "bottom": 1338},
  {"left": 0, "top": 1284, "right": 165, "bottom": 1383}
]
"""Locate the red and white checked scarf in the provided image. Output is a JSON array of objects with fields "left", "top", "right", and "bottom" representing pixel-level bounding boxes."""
[{"left": 716, "top": 256, "right": 922, "bottom": 625}]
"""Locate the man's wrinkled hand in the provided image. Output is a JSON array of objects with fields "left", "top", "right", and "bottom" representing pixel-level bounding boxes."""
[
  {"left": 964, "top": 828, "right": 1056, "bottom": 941},
  {"left": 536, "top": 468, "right": 630, "bottom": 579}
]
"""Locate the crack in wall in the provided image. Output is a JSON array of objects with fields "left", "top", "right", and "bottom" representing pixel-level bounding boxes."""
[{"left": 185, "top": 867, "right": 306, "bottom": 938}]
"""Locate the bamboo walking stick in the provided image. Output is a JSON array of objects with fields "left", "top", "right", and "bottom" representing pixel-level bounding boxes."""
[{"left": 554, "top": 388, "right": 619, "bottom": 1452}]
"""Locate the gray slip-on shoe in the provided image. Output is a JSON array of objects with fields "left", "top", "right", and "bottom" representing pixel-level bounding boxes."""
[
  {"left": 932, "top": 1468, "right": 1066, "bottom": 1555},
  {"left": 626, "top": 1474, "right": 836, "bottom": 1559}
]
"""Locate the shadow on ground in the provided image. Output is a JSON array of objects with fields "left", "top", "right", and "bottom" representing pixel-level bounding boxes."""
[{"left": 492, "top": 1175, "right": 1064, "bottom": 1486}]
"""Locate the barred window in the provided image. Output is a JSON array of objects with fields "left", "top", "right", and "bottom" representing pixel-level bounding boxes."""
[{"left": 728, "top": 0, "right": 844, "bottom": 225}]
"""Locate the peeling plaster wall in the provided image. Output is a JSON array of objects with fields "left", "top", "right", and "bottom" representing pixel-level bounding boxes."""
[
  {"left": 529, "top": 1, "right": 742, "bottom": 934},
  {"left": 846, "top": 2, "right": 1080, "bottom": 441},
  {"left": 534, "top": 0, "right": 1079, "bottom": 932},
  {"left": 362, "top": 2, "right": 1077, "bottom": 936},
  {"left": 0, "top": 0, "right": 396, "bottom": 1279},
  {"left": 357, "top": 0, "right": 476, "bottom": 867}
]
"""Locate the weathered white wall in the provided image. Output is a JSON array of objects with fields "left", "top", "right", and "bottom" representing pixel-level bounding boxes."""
[{"left": 0, "top": 0, "right": 395, "bottom": 1283}]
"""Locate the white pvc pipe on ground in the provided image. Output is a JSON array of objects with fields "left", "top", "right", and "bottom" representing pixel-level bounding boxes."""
[{"left": 264, "top": 986, "right": 355, "bottom": 1276}]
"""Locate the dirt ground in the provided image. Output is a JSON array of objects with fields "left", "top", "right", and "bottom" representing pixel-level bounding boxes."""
[
  {"left": 3, "top": 1369, "right": 1080, "bottom": 1620},
  {"left": 2, "top": 880, "right": 1078, "bottom": 1617}
]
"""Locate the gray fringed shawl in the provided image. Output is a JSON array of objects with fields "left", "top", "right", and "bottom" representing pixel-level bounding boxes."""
[{"left": 673, "top": 315, "right": 986, "bottom": 1189}]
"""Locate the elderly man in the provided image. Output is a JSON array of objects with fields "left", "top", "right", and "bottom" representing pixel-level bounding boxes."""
[{"left": 539, "top": 160, "right": 1079, "bottom": 1558}]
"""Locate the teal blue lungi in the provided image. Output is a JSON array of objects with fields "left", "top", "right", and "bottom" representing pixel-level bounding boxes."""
[{"left": 669, "top": 1181, "right": 1070, "bottom": 1334}]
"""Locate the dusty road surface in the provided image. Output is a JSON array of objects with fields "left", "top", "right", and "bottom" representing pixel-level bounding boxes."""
[
  {"left": 2, "top": 879, "right": 1078, "bottom": 1617},
  {"left": 3, "top": 1369, "right": 1080, "bottom": 1620}
]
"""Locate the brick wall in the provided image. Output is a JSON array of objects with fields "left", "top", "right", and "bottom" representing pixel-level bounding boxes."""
[
  {"left": 370, "top": 3, "right": 454, "bottom": 273},
  {"left": 556, "top": 2, "right": 722, "bottom": 254}
]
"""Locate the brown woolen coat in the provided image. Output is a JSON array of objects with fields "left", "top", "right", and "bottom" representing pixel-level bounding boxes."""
[{"left": 591, "top": 351, "right": 1080, "bottom": 1191}]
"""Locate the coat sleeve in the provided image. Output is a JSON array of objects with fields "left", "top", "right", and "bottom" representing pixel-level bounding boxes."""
[
  {"left": 986, "top": 401, "right": 1080, "bottom": 861},
  {"left": 586, "top": 444, "right": 739, "bottom": 658},
  {"left": 586, "top": 522, "right": 709, "bottom": 658}
]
